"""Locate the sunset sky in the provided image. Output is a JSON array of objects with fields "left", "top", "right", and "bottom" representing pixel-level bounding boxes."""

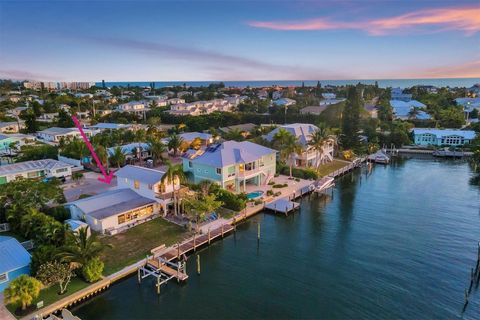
[{"left": 0, "top": 0, "right": 479, "bottom": 81}]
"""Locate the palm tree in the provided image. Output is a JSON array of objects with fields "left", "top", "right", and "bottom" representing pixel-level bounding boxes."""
[
  {"left": 57, "top": 227, "right": 108, "bottom": 269},
  {"left": 408, "top": 107, "right": 420, "bottom": 120},
  {"left": 168, "top": 134, "right": 184, "bottom": 157},
  {"left": 308, "top": 124, "right": 336, "bottom": 169},
  {"left": 109, "top": 147, "right": 125, "bottom": 168},
  {"left": 4, "top": 275, "right": 42, "bottom": 311},
  {"left": 282, "top": 135, "right": 303, "bottom": 178},
  {"left": 271, "top": 128, "right": 292, "bottom": 152},
  {"left": 148, "top": 138, "right": 166, "bottom": 166},
  {"left": 94, "top": 144, "right": 109, "bottom": 172},
  {"left": 223, "top": 128, "right": 244, "bottom": 141},
  {"left": 162, "top": 160, "right": 187, "bottom": 216}
]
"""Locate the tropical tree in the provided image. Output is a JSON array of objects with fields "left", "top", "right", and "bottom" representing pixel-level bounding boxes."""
[
  {"left": 162, "top": 161, "right": 187, "bottom": 215},
  {"left": 408, "top": 107, "right": 420, "bottom": 120},
  {"left": 148, "top": 138, "right": 166, "bottom": 166},
  {"left": 282, "top": 135, "right": 303, "bottom": 178},
  {"left": 109, "top": 147, "right": 125, "bottom": 168},
  {"left": 4, "top": 275, "right": 42, "bottom": 311},
  {"left": 36, "top": 261, "right": 74, "bottom": 295},
  {"left": 57, "top": 227, "right": 107, "bottom": 270},
  {"left": 93, "top": 144, "right": 108, "bottom": 167},
  {"left": 308, "top": 124, "right": 336, "bottom": 169},
  {"left": 223, "top": 128, "right": 244, "bottom": 141},
  {"left": 271, "top": 128, "right": 293, "bottom": 151},
  {"left": 168, "top": 134, "right": 184, "bottom": 157},
  {"left": 184, "top": 193, "right": 223, "bottom": 231}
]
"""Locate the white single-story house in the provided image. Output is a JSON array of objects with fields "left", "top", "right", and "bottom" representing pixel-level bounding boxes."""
[
  {"left": 0, "top": 159, "right": 73, "bottom": 185},
  {"left": 412, "top": 128, "right": 477, "bottom": 146},
  {"left": 36, "top": 127, "right": 92, "bottom": 143},
  {"left": 67, "top": 188, "right": 159, "bottom": 234}
]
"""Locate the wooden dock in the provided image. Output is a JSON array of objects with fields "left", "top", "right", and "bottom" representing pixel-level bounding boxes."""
[{"left": 264, "top": 198, "right": 300, "bottom": 215}]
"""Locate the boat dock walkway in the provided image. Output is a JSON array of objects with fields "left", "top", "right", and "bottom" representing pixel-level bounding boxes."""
[{"left": 264, "top": 198, "right": 300, "bottom": 215}]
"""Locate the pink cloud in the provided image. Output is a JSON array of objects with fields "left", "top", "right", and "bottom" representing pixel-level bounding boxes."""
[{"left": 247, "top": 6, "right": 480, "bottom": 35}]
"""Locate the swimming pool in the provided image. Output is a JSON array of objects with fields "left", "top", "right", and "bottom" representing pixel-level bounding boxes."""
[{"left": 246, "top": 190, "right": 264, "bottom": 199}]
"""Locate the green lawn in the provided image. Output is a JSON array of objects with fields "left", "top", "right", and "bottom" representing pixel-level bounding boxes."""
[
  {"left": 99, "top": 218, "right": 189, "bottom": 275},
  {"left": 6, "top": 277, "right": 90, "bottom": 318},
  {"left": 317, "top": 159, "right": 351, "bottom": 177}
]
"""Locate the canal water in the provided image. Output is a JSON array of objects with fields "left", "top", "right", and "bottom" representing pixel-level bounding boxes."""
[{"left": 74, "top": 158, "right": 480, "bottom": 319}]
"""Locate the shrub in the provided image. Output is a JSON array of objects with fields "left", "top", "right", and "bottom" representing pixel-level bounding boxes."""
[
  {"left": 44, "top": 206, "right": 70, "bottom": 222},
  {"left": 267, "top": 181, "right": 275, "bottom": 185},
  {"left": 82, "top": 257, "right": 104, "bottom": 283},
  {"left": 266, "top": 190, "right": 274, "bottom": 196},
  {"left": 78, "top": 194, "right": 93, "bottom": 199},
  {"left": 254, "top": 199, "right": 263, "bottom": 205},
  {"left": 4, "top": 275, "right": 42, "bottom": 312},
  {"left": 215, "top": 189, "right": 247, "bottom": 211},
  {"left": 277, "top": 163, "right": 318, "bottom": 180}
]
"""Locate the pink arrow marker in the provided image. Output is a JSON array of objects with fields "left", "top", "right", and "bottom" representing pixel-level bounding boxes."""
[{"left": 72, "top": 115, "right": 114, "bottom": 184}]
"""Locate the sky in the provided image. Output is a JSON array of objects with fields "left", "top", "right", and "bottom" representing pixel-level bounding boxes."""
[{"left": 0, "top": 0, "right": 479, "bottom": 82}]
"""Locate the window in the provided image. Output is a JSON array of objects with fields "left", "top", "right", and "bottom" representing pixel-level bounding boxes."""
[
  {"left": 216, "top": 168, "right": 222, "bottom": 175},
  {"left": 134, "top": 180, "right": 140, "bottom": 189},
  {"left": 189, "top": 161, "right": 193, "bottom": 168},
  {"left": 0, "top": 273, "right": 7, "bottom": 283}
]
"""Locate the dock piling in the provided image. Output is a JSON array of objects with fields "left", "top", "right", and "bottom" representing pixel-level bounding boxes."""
[
  {"left": 197, "top": 255, "right": 201, "bottom": 275},
  {"left": 257, "top": 222, "right": 261, "bottom": 241}
]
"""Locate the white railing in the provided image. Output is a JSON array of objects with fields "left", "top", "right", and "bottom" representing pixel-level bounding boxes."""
[{"left": 0, "top": 223, "right": 10, "bottom": 232}]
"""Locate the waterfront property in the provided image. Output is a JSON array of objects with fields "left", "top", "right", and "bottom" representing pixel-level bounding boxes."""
[
  {"left": 0, "top": 236, "right": 31, "bottom": 292},
  {"left": 36, "top": 127, "right": 92, "bottom": 143},
  {"left": 0, "top": 159, "right": 73, "bottom": 184},
  {"left": 412, "top": 128, "right": 477, "bottom": 146},
  {"left": 263, "top": 123, "right": 334, "bottom": 167},
  {"left": 115, "top": 165, "right": 182, "bottom": 214},
  {"left": 183, "top": 140, "right": 276, "bottom": 192},
  {"left": 67, "top": 188, "right": 159, "bottom": 234}
]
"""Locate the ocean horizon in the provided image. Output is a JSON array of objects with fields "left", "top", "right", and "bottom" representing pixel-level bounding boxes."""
[{"left": 96, "top": 78, "right": 480, "bottom": 89}]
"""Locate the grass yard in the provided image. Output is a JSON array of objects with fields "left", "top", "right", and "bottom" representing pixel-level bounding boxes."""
[
  {"left": 100, "top": 218, "right": 189, "bottom": 275},
  {"left": 7, "top": 277, "right": 90, "bottom": 318},
  {"left": 317, "top": 159, "right": 351, "bottom": 177}
]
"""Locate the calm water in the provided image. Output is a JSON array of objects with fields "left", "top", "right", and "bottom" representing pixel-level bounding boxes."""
[
  {"left": 98, "top": 78, "right": 480, "bottom": 89},
  {"left": 74, "top": 158, "right": 480, "bottom": 319}
]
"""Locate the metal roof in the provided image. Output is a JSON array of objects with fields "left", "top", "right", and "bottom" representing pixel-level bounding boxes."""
[
  {"left": 0, "top": 236, "right": 31, "bottom": 273},
  {"left": 68, "top": 188, "right": 156, "bottom": 220},
  {"left": 37, "top": 127, "right": 79, "bottom": 135},
  {"left": 412, "top": 128, "right": 477, "bottom": 139},
  {"left": 0, "top": 159, "right": 72, "bottom": 176},
  {"left": 187, "top": 140, "right": 276, "bottom": 167},
  {"left": 115, "top": 165, "right": 165, "bottom": 184},
  {"left": 263, "top": 123, "right": 319, "bottom": 146},
  {"left": 90, "top": 123, "right": 131, "bottom": 130}
]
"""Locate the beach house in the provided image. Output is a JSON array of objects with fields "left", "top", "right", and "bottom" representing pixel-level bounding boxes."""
[
  {"left": 263, "top": 123, "right": 334, "bottom": 167},
  {"left": 0, "top": 159, "right": 73, "bottom": 184},
  {"left": 182, "top": 141, "right": 276, "bottom": 192},
  {"left": 412, "top": 128, "right": 476, "bottom": 146}
]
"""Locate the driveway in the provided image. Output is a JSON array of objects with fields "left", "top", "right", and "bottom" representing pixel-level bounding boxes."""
[
  {"left": 63, "top": 171, "right": 117, "bottom": 202},
  {"left": 0, "top": 293, "right": 15, "bottom": 320}
]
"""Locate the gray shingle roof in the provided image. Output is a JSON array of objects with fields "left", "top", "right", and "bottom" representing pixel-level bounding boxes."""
[
  {"left": 115, "top": 165, "right": 165, "bottom": 184},
  {"left": 188, "top": 141, "right": 276, "bottom": 167},
  {"left": 37, "top": 127, "right": 78, "bottom": 135},
  {"left": 0, "top": 236, "right": 31, "bottom": 273},
  {"left": 68, "top": 188, "right": 156, "bottom": 220}
]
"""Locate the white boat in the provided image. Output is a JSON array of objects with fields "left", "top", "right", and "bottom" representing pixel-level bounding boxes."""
[{"left": 367, "top": 150, "right": 390, "bottom": 164}]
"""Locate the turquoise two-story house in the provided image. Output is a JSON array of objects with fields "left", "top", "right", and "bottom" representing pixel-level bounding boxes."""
[
  {"left": 412, "top": 128, "right": 476, "bottom": 146},
  {"left": 183, "top": 141, "right": 277, "bottom": 193}
]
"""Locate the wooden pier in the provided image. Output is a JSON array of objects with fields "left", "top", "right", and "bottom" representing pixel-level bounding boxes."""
[{"left": 265, "top": 198, "right": 300, "bottom": 215}]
